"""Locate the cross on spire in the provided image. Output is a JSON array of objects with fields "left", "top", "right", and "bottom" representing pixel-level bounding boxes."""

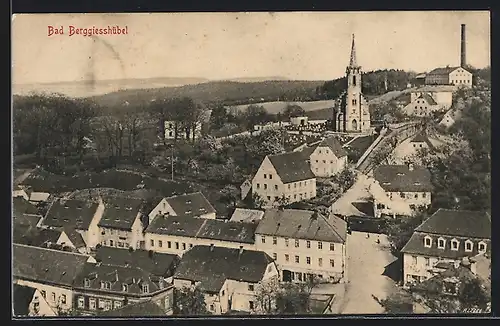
[{"left": 349, "top": 34, "right": 358, "bottom": 67}]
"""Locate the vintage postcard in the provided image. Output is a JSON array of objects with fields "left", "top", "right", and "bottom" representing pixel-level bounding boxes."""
[{"left": 12, "top": 11, "right": 491, "bottom": 317}]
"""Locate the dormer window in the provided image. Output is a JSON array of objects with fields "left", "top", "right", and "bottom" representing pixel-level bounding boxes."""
[
  {"left": 122, "top": 283, "right": 128, "bottom": 292},
  {"left": 478, "top": 241, "right": 487, "bottom": 253},
  {"left": 451, "top": 239, "right": 459, "bottom": 251},
  {"left": 142, "top": 284, "right": 149, "bottom": 294},
  {"left": 424, "top": 236, "right": 432, "bottom": 248},
  {"left": 84, "top": 278, "right": 90, "bottom": 288},
  {"left": 465, "top": 240, "right": 473, "bottom": 252},
  {"left": 438, "top": 237, "right": 446, "bottom": 249}
]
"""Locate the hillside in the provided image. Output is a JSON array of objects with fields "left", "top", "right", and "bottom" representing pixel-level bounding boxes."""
[{"left": 229, "top": 99, "right": 337, "bottom": 115}]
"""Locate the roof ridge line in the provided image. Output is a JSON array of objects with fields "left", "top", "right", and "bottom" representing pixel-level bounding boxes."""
[{"left": 194, "top": 219, "right": 209, "bottom": 238}]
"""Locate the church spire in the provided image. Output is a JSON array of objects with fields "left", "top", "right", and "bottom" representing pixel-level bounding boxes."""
[{"left": 349, "top": 34, "right": 358, "bottom": 67}]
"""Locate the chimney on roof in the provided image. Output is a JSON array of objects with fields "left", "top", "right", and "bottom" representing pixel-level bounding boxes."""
[
  {"left": 210, "top": 244, "right": 214, "bottom": 252},
  {"left": 460, "top": 24, "right": 467, "bottom": 68}
]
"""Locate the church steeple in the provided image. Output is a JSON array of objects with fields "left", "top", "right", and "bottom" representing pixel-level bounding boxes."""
[{"left": 349, "top": 34, "right": 358, "bottom": 67}]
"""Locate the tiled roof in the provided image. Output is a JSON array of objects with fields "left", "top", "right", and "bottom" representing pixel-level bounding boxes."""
[
  {"left": 95, "top": 247, "right": 179, "bottom": 278},
  {"left": 13, "top": 213, "right": 42, "bottom": 229},
  {"left": 427, "top": 67, "right": 460, "bottom": 76},
  {"left": 65, "top": 229, "right": 86, "bottom": 248},
  {"left": 14, "top": 227, "right": 62, "bottom": 247},
  {"left": 13, "top": 284, "right": 36, "bottom": 316},
  {"left": 29, "top": 192, "right": 50, "bottom": 202},
  {"left": 410, "top": 131, "right": 437, "bottom": 151},
  {"left": 165, "top": 192, "right": 216, "bottom": 218},
  {"left": 43, "top": 199, "right": 98, "bottom": 231},
  {"left": 267, "top": 151, "right": 315, "bottom": 184},
  {"left": 174, "top": 245, "right": 273, "bottom": 293},
  {"left": 419, "top": 93, "right": 438, "bottom": 106},
  {"left": 13, "top": 197, "right": 39, "bottom": 216},
  {"left": 146, "top": 215, "right": 257, "bottom": 244},
  {"left": 401, "top": 232, "right": 488, "bottom": 259},
  {"left": 255, "top": 209, "right": 347, "bottom": 243},
  {"left": 317, "top": 137, "right": 348, "bottom": 158},
  {"left": 229, "top": 208, "right": 265, "bottom": 223},
  {"left": 415, "top": 209, "right": 491, "bottom": 239},
  {"left": 98, "top": 197, "right": 143, "bottom": 230},
  {"left": 373, "top": 165, "right": 433, "bottom": 192},
  {"left": 99, "top": 300, "right": 169, "bottom": 316},
  {"left": 13, "top": 244, "right": 90, "bottom": 286}
]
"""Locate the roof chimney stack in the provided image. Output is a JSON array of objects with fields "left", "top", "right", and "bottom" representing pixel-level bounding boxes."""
[
  {"left": 210, "top": 244, "right": 214, "bottom": 252},
  {"left": 461, "top": 24, "right": 467, "bottom": 68}
]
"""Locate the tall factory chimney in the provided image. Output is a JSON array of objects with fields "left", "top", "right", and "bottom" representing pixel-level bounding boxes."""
[{"left": 460, "top": 24, "right": 467, "bottom": 68}]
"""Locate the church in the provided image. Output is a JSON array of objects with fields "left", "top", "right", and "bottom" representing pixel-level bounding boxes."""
[{"left": 332, "top": 35, "right": 372, "bottom": 133}]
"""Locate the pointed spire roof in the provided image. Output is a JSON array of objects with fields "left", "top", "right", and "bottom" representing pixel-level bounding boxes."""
[{"left": 349, "top": 34, "right": 358, "bottom": 67}]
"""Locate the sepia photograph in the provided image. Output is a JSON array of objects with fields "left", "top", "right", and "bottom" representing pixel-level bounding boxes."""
[{"left": 11, "top": 11, "right": 491, "bottom": 318}]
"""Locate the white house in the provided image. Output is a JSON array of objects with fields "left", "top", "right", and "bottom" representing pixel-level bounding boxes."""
[
  {"left": 392, "top": 131, "right": 437, "bottom": 163},
  {"left": 306, "top": 137, "right": 348, "bottom": 178},
  {"left": 173, "top": 245, "right": 279, "bottom": 314},
  {"left": 252, "top": 151, "right": 316, "bottom": 208},
  {"left": 13, "top": 284, "right": 57, "bottom": 317},
  {"left": 401, "top": 209, "right": 491, "bottom": 286},
  {"left": 425, "top": 67, "right": 472, "bottom": 88},
  {"left": 410, "top": 85, "right": 456, "bottom": 111},
  {"left": 439, "top": 108, "right": 463, "bottom": 128},
  {"left": 13, "top": 185, "right": 30, "bottom": 201},
  {"left": 255, "top": 209, "right": 347, "bottom": 283},
  {"left": 402, "top": 94, "right": 441, "bottom": 117},
  {"left": 147, "top": 192, "right": 216, "bottom": 225}
]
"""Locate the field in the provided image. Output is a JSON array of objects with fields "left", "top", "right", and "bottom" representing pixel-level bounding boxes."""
[{"left": 230, "top": 99, "right": 337, "bottom": 115}]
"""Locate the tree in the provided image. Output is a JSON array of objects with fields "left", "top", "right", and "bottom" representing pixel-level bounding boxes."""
[
  {"left": 209, "top": 103, "right": 228, "bottom": 130},
  {"left": 246, "top": 192, "right": 266, "bottom": 210},
  {"left": 173, "top": 286, "right": 211, "bottom": 316},
  {"left": 243, "top": 105, "right": 269, "bottom": 132},
  {"left": 373, "top": 291, "right": 414, "bottom": 314},
  {"left": 219, "top": 185, "right": 239, "bottom": 209},
  {"left": 330, "top": 167, "right": 356, "bottom": 194},
  {"left": 282, "top": 104, "right": 306, "bottom": 119},
  {"left": 385, "top": 212, "right": 426, "bottom": 256},
  {"left": 255, "top": 277, "right": 280, "bottom": 314},
  {"left": 274, "top": 194, "right": 289, "bottom": 208}
]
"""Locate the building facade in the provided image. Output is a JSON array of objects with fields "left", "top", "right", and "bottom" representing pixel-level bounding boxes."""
[
  {"left": 308, "top": 137, "right": 348, "bottom": 177},
  {"left": 410, "top": 86, "right": 455, "bottom": 111},
  {"left": 147, "top": 192, "right": 216, "bottom": 225},
  {"left": 13, "top": 284, "right": 57, "bottom": 317},
  {"left": 425, "top": 67, "right": 472, "bottom": 88}
]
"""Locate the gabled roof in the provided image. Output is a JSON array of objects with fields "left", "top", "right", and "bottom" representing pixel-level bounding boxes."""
[
  {"left": 65, "top": 229, "right": 86, "bottom": 248},
  {"left": 13, "top": 244, "right": 90, "bottom": 286},
  {"left": 410, "top": 131, "right": 437, "bottom": 151},
  {"left": 165, "top": 192, "right": 216, "bottom": 218},
  {"left": 415, "top": 209, "right": 491, "bottom": 239},
  {"left": 418, "top": 93, "right": 438, "bottom": 106},
  {"left": 13, "top": 227, "right": 63, "bottom": 247},
  {"left": 43, "top": 199, "right": 98, "bottom": 231},
  {"left": 98, "top": 197, "right": 143, "bottom": 230},
  {"left": 229, "top": 208, "right": 265, "bottom": 223},
  {"left": 13, "top": 284, "right": 36, "bottom": 316},
  {"left": 373, "top": 165, "right": 433, "bottom": 192},
  {"left": 174, "top": 245, "right": 273, "bottom": 293},
  {"left": 316, "top": 137, "right": 348, "bottom": 158},
  {"left": 13, "top": 213, "right": 42, "bottom": 229},
  {"left": 267, "top": 151, "right": 315, "bottom": 184},
  {"left": 99, "top": 300, "right": 169, "bottom": 316},
  {"left": 255, "top": 209, "right": 347, "bottom": 243},
  {"left": 95, "top": 247, "right": 179, "bottom": 278},
  {"left": 146, "top": 215, "right": 206, "bottom": 237},
  {"left": 427, "top": 67, "right": 461, "bottom": 76},
  {"left": 13, "top": 197, "right": 39, "bottom": 216}
]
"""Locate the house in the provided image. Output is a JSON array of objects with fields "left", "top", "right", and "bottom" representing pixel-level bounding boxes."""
[
  {"left": 41, "top": 199, "right": 105, "bottom": 250},
  {"left": 98, "top": 197, "right": 145, "bottom": 250},
  {"left": 439, "top": 108, "right": 463, "bottom": 128},
  {"left": 13, "top": 244, "right": 93, "bottom": 313},
  {"left": 229, "top": 208, "right": 265, "bottom": 224},
  {"left": 148, "top": 192, "right": 216, "bottom": 225},
  {"left": 402, "top": 94, "right": 441, "bottom": 117},
  {"left": 98, "top": 299, "right": 172, "bottom": 317},
  {"left": 13, "top": 226, "right": 75, "bottom": 251},
  {"left": 145, "top": 215, "right": 256, "bottom": 256},
  {"left": 425, "top": 66, "right": 472, "bottom": 88},
  {"left": 13, "top": 212, "right": 42, "bottom": 230},
  {"left": 373, "top": 164, "right": 433, "bottom": 214},
  {"left": 13, "top": 185, "right": 30, "bottom": 201},
  {"left": 400, "top": 209, "right": 491, "bottom": 287},
  {"left": 255, "top": 209, "right": 347, "bottom": 283},
  {"left": 408, "top": 132, "right": 436, "bottom": 152},
  {"left": 94, "top": 246, "right": 180, "bottom": 283},
  {"left": 72, "top": 261, "right": 174, "bottom": 315},
  {"left": 410, "top": 85, "right": 456, "bottom": 111},
  {"left": 240, "top": 179, "right": 252, "bottom": 201},
  {"left": 392, "top": 131, "right": 437, "bottom": 162},
  {"left": 13, "top": 197, "right": 40, "bottom": 216},
  {"left": 307, "top": 137, "right": 348, "bottom": 177},
  {"left": 173, "top": 245, "right": 279, "bottom": 314},
  {"left": 290, "top": 116, "right": 309, "bottom": 126},
  {"left": 252, "top": 151, "right": 316, "bottom": 207},
  {"left": 13, "top": 284, "right": 57, "bottom": 317},
  {"left": 29, "top": 191, "right": 51, "bottom": 204}
]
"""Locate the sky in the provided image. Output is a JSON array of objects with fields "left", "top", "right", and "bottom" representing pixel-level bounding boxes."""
[{"left": 12, "top": 11, "right": 490, "bottom": 84}]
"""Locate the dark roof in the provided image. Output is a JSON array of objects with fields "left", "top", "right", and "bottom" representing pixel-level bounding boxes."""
[
  {"left": 174, "top": 245, "right": 273, "bottom": 293},
  {"left": 13, "top": 197, "right": 39, "bottom": 215},
  {"left": 146, "top": 215, "right": 256, "bottom": 244},
  {"left": 13, "top": 225, "right": 63, "bottom": 247},
  {"left": 95, "top": 247, "right": 179, "bottom": 278},
  {"left": 401, "top": 232, "right": 488, "bottom": 259},
  {"left": 267, "top": 151, "right": 315, "bottom": 184},
  {"left": 13, "top": 213, "right": 42, "bottom": 229},
  {"left": 317, "top": 137, "right": 348, "bottom": 158},
  {"left": 98, "top": 197, "right": 143, "bottom": 230},
  {"left": 419, "top": 93, "right": 438, "bottom": 106},
  {"left": 73, "top": 262, "right": 167, "bottom": 295},
  {"left": 411, "top": 264, "right": 476, "bottom": 294},
  {"left": 43, "top": 199, "right": 98, "bottom": 231},
  {"left": 65, "top": 229, "right": 86, "bottom": 248},
  {"left": 415, "top": 209, "right": 491, "bottom": 239},
  {"left": 351, "top": 201, "right": 375, "bottom": 217},
  {"left": 13, "top": 284, "right": 36, "bottom": 316},
  {"left": 427, "top": 67, "right": 461, "bottom": 76},
  {"left": 345, "top": 135, "right": 374, "bottom": 154},
  {"left": 410, "top": 131, "right": 436, "bottom": 151},
  {"left": 256, "top": 209, "right": 347, "bottom": 243},
  {"left": 13, "top": 244, "right": 89, "bottom": 286},
  {"left": 99, "top": 300, "right": 169, "bottom": 317},
  {"left": 373, "top": 165, "right": 433, "bottom": 192},
  {"left": 165, "top": 192, "right": 216, "bottom": 218}
]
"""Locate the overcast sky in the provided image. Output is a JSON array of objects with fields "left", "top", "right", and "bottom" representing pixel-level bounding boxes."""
[{"left": 12, "top": 11, "right": 490, "bottom": 84}]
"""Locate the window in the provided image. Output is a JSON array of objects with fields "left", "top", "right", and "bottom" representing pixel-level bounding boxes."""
[
  {"left": 248, "top": 284, "right": 254, "bottom": 291},
  {"left": 41, "top": 290, "right": 46, "bottom": 298},
  {"left": 285, "top": 254, "right": 289, "bottom": 262},
  {"left": 424, "top": 236, "right": 432, "bottom": 248},
  {"left": 249, "top": 301, "right": 255, "bottom": 310},
  {"left": 209, "top": 304, "right": 214, "bottom": 311},
  {"left": 261, "top": 236, "right": 266, "bottom": 244},
  {"left": 78, "top": 296, "right": 85, "bottom": 309},
  {"left": 104, "top": 300, "right": 112, "bottom": 311},
  {"left": 110, "top": 240, "right": 114, "bottom": 247},
  {"left": 306, "top": 241, "right": 311, "bottom": 248},
  {"left": 400, "top": 193, "right": 406, "bottom": 199},
  {"left": 274, "top": 185, "right": 278, "bottom": 190},
  {"left": 264, "top": 184, "right": 268, "bottom": 190},
  {"left": 175, "top": 242, "right": 179, "bottom": 249},
  {"left": 294, "top": 183, "right": 297, "bottom": 189},
  {"left": 425, "top": 257, "right": 430, "bottom": 266},
  {"left": 158, "top": 240, "right": 163, "bottom": 248},
  {"left": 264, "top": 174, "right": 267, "bottom": 179},
  {"left": 330, "top": 259, "right": 335, "bottom": 268},
  {"left": 412, "top": 256, "right": 418, "bottom": 265},
  {"left": 288, "top": 184, "right": 291, "bottom": 190},
  {"left": 318, "top": 242, "right": 323, "bottom": 249},
  {"left": 272, "top": 237, "right": 277, "bottom": 245},
  {"left": 89, "top": 298, "right": 96, "bottom": 310},
  {"left": 51, "top": 292, "right": 56, "bottom": 302},
  {"left": 257, "top": 183, "right": 260, "bottom": 189},
  {"left": 84, "top": 278, "right": 90, "bottom": 288},
  {"left": 451, "top": 239, "right": 459, "bottom": 251},
  {"left": 478, "top": 242, "right": 487, "bottom": 252},
  {"left": 438, "top": 238, "right": 445, "bottom": 249},
  {"left": 306, "top": 257, "right": 311, "bottom": 265},
  {"left": 414, "top": 194, "right": 418, "bottom": 199},
  {"left": 295, "top": 239, "right": 299, "bottom": 248},
  {"left": 221, "top": 290, "right": 225, "bottom": 296},
  {"left": 318, "top": 258, "right": 323, "bottom": 267},
  {"left": 150, "top": 239, "right": 154, "bottom": 247},
  {"left": 330, "top": 243, "right": 335, "bottom": 251},
  {"left": 122, "top": 283, "right": 128, "bottom": 292},
  {"left": 269, "top": 174, "right": 273, "bottom": 180},
  {"left": 61, "top": 294, "right": 66, "bottom": 304},
  {"left": 182, "top": 243, "right": 186, "bottom": 250},
  {"left": 190, "top": 243, "right": 193, "bottom": 248},
  {"left": 284, "top": 238, "right": 289, "bottom": 247},
  {"left": 114, "top": 301, "right": 122, "bottom": 310},
  {"left": 465, "top": 240, "right": 473, "bottom": 252},
  {"left": 273, "top": 253, "right": 277, "bottom": 260},
  {"left": 167, "top": 241, "right": 172, "bottom": 248},
  {"left": 267, "top": 196, "right": 271, "bottom": 200},
  {"left": 323, "top": 160, "right": 326, "bottom": 164},
  {"left": 295, "top": 255, "right": 300, "bottom": 263},
  {"left": 142, "top": 284, "right": 149, "bottom": 293}
]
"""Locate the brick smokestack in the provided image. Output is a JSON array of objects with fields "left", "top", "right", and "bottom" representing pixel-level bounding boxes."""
[{"left": 460, "top": 24, "right": 467, "bottom": 68}]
